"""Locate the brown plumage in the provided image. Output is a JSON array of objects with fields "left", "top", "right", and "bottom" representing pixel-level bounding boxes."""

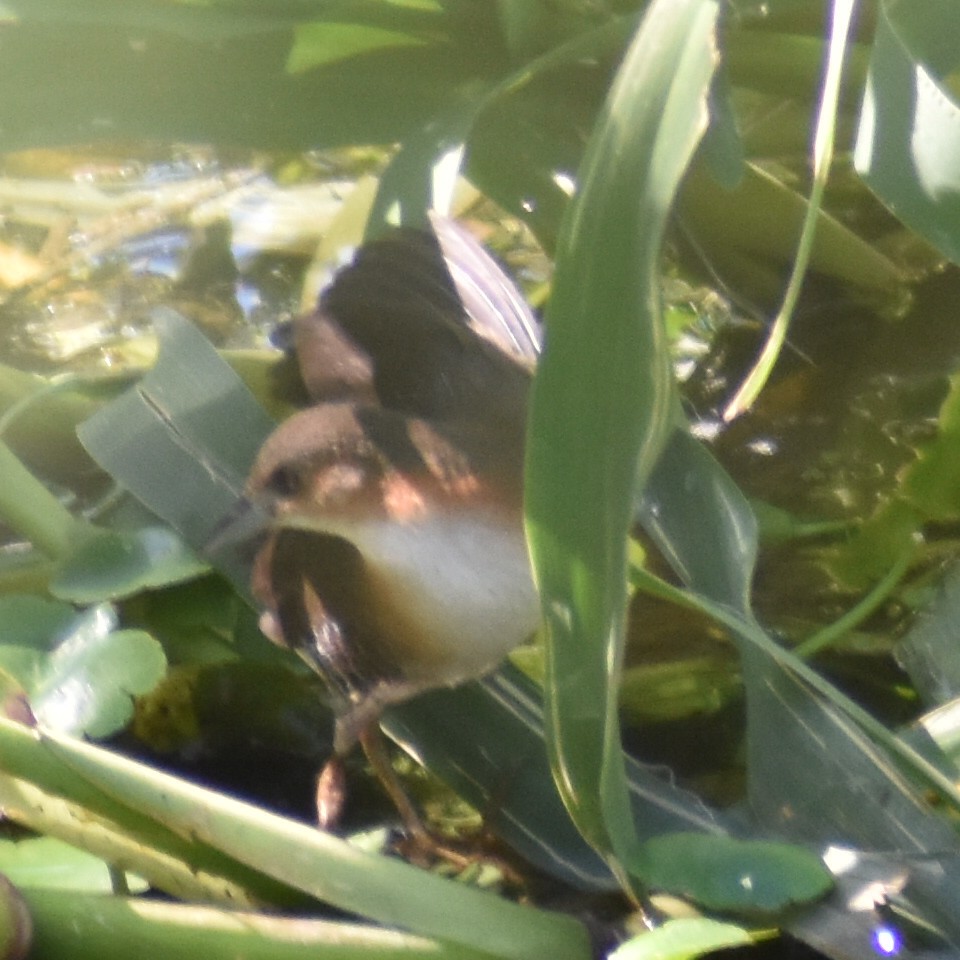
[{"left": 245, "top": 218, "right": 542, "bottom": 818}]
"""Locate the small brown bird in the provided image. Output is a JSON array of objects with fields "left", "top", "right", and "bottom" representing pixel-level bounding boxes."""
[{"left": 245, "top": 217, "right": 542, "bottom": 834}]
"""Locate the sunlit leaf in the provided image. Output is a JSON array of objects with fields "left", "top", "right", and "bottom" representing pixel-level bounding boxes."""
[
  {"left": 0, "top": 836, "right": 145, "bottom": 893},
  {"left": 21, "top": 886, "right": 509, "bottom": 960},
  {"left": 50, "top": 527, "right": 208, "bottom": 604},
  {"left": 609, "top": 918, "right": 753, "bottom": 960},
  {"left": 21, "top": 724, "right": 593, "bottom": 960},
  {"left": 855, "top": 0, "right": 960, "bottom": 264},
  {"left": 0, "top": 599, "right": 166, "bottom": 738},
  {"left": 524, "top": 0, "right": 720, "bottom": 881}
]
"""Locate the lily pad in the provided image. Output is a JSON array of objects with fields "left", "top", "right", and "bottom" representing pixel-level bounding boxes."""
[{"left": 634, "top": 832, "right": 833, "bottom": 917}]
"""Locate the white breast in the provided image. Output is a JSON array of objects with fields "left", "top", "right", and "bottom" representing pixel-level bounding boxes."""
[{"left": 345, "top": 511, "right": 539, "bottom": 684}]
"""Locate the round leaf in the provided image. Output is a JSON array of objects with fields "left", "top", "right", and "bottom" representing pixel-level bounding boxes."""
[
  {"left": 635, "top": 832, "right": 833, "bottom": 916},
  {"left": 31, "top": 627, "right": 167, "bottom": 739},
  {"left": 51, "top": 527, "right": 209, "bottom": 603}
]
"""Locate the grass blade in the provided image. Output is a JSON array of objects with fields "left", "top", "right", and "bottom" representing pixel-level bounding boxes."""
[{"left": 524, "top": 0, "right": 720, "bottom": 885}]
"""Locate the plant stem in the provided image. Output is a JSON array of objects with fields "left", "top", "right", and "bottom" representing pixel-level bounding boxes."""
[
  {"left": 794, "top": 539, "right": 917, "bottom": 659},
  {"left": 0, "top": 440, "right": 85, "bottom": 560}
]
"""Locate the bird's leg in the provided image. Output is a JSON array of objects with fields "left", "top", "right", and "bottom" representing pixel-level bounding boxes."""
[
  {"left": 357, "top": 724, "right": 529, "bottom": 887},
  {"left": 358, "top": 722, "right": 433, "bottom": 846}
]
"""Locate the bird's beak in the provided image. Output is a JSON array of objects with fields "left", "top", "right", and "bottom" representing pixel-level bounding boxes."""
[{"left": 203, "top": 494, "right": 273, "bottom": 559}]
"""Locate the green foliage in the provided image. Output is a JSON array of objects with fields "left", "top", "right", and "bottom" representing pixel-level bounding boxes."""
[
  {"left": 3, "top": 0, "right": 960, "bottom": 958},
  {"left": 609, "top": 919, "right": 754, "bottom": 960},
  {"left": 524, "top": 0, "right": 715, "bottom": 882},
  {"left": 634, "top": 833, "right": 833, "bottom": 916},
  {"left": 50, "top": 528, "right": 208, "bottom": 604}
]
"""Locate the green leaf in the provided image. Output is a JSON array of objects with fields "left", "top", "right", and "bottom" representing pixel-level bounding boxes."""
[
  {"left": 288, "top": 20, "right": 435, "bottom": 74},
  {"left": 0, "top": 599, "right": 167, "bottom": 738},
  {"left": 640, "top": 430, "right": 757, "bottom": 616},
  {"left": 25, "top": 723, "right": 593, "bottom": 960},
  {"left": 31, "top": 625, "right": 166, "bottom": 739},
  {"left": 855, "top": 0, "right": 960, "bottom": 264},
  {"left": 385, "top": 666, "right": 728, "bottom": 892},
  {"left": 524, "top": 0, "right": 720, "bottom": 881},
  {"left": 77, "top": 309, "right": 277, "bottom": 596},
  {"left": 0, "top": 595, "right": 76, "bottom": 651},
  {"left": 20, "top": 886, "right": 505, "bottom": 960},
  {"left": 635, "top": 833, "right": 832, "bottom": 916},
  {"left": 609, "top": 918, "right": 753, "bottom": 960},
  {"left": 0, "top": 836, "right": 145, "bottom": 893},
  {"left": 50, "top": 527, "right": 209, "bottom": 604},
  {"left": 679, "top": 159, "right": 906, "bottom": 303},
  {"left": 0, "top": 439, "right": 86, "bottom": 561},
  {"left": 898, "top": 563, "right": 960, "bottom": 705}
]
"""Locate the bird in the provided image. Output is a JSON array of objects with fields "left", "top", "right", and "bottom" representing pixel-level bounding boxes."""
[{"left": 242, "top": 216, "right": 543, "bottom": 838}]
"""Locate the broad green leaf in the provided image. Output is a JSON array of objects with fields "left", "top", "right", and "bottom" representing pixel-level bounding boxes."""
[
  {"left": 0, "top": 595, "right": 75, "bottom": 651},
  {"left": 50, "top": 527, "right": 208, "bottom": 604},
  {"left": 0, "top": 836, "right": 145, "bottom": 893},
  {"left": 635, "top": 833, "right": 832, "bottom": 916},
  {"left": 610, "top": 918, "right": 753, "bottom": 960},
  {"left": 855, "top": 0, "right": 960, "bottom": 264},
  {"left": 679, "top": 160, "right": 906, "bottom": 304},
  {"left": 385, "top": 666, "right": 729, "bottom": 892},
  {"left": 0, "top": 599, "right": 166, "bottom": 738},
  {"left": 524, "top": 0, "right": 720, "bottom": 880},
  {"left": 77, "top": 309, "right": 276, "bottom": 596},
  {"left": 639, "top": 430, "right": 757, "bottom": 615},
  {"left": 0, "top": 10, "right": 478, "bottom": 154}
]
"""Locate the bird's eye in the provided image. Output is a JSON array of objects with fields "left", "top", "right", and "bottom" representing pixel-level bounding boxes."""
[{"left": 267, "top": 464, "right": 303, "bottom": 498}]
